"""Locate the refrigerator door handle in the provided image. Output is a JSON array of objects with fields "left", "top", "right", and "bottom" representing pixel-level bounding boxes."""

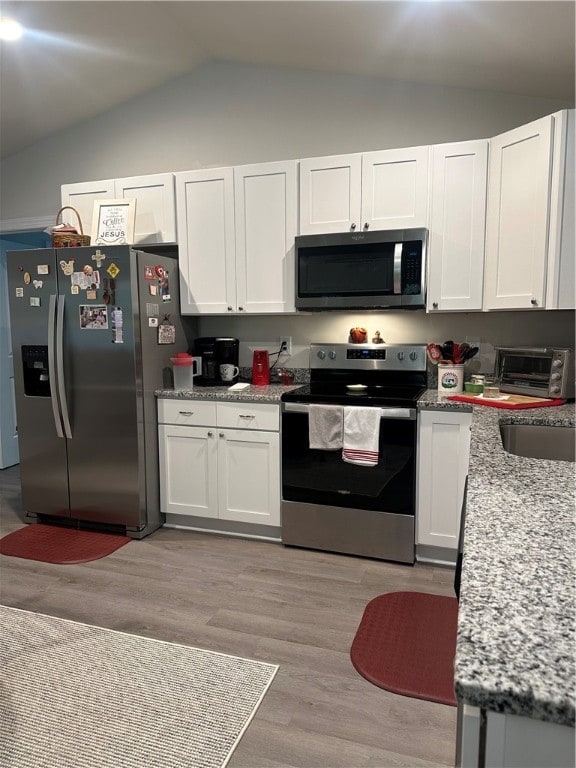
[
  {"left": 48, "top": 294, "right": 65, "bottom": 438},
  {"left": 56, "top": 294, "right": 73, "bottom": 439}
]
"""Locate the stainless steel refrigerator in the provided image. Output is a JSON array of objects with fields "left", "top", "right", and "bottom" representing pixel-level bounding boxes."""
[{"left": 7, "top": 245, "right": 191, "bottom": 538}]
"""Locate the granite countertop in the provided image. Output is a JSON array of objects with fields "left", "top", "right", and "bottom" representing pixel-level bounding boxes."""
[
  {"left": 156, "top": 383, "right": 300, "bottom": 404},
  {"left": 420, "top": 390, "right": 575, "bottom": 727}
]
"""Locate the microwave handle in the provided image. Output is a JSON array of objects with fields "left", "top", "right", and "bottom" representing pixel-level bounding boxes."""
[{"left": 393, "top": 243, "right": 402, "bottom": 294}]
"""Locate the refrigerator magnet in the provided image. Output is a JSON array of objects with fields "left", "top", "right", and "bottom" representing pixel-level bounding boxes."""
[
  {"left": 60, "top": 259, "right": 75, "bottom": 276},
  {"left": 106, "top": 262, "right": 120, "bottom": 279},
  {"left": 111, "top": 306, "right": 124, "bottom": 344},
  {"left": 154, "top": 265, "right": 166, "bottom": 279},
  {"left": 30, "top": 297, "right": 41, "bottom": 307},
  {"left": 144, "top": 265, "right": 155, "bottom": 280},
  {"left": 37, "top": 264, "right": 50, "bottom": 275},
  {"left": 91, "top": 250, "right": 106, "bottom": 268},
  {"left": 23, "top": 272, "right": 31, "bottom": 285},
  {"left": 158, "top": 317, "right": 176, "bottom": 345},
  {"left": 15, "top": 287, "right": 24, "bottom": 297},
  {"left": 86, "top": 290, "right": 97, "bottom": 300},
  {"left": 149, "top": 284, "right": 157, "bottom": 296},
  {"left": 83, "top": 264, "right": 94, "bottom": 276},
  {"left": 33, "top": 280, "right": 43, "bottom": 289},
  {"left": 80, "top": 304, "right": 108, "bottom": 330},
  {"left": 148, "top": 317, "right": 159, "bottom": 327},
  {"left": 71, "top": 285, "right": 79, "bottom": 295}
]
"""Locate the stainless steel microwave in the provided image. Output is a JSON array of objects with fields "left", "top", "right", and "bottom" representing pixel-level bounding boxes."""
[
  {"left": 495, "top": 347, "right": 575, "bottom": 400},
  {"left": 295, "top": 228, "right": 427, "bottom": 311}
]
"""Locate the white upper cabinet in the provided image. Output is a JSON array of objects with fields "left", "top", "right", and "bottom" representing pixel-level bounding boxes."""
[
  {"left": 234, "top": 160, "right": 297, "bottom": 313},
  {"left": 483, "top": 113, "right": 574, "bottom": 310},
  {"left": 115, "top": 173, "right": 176, "bottom": 244},
  {"left": 61, "top": 179, "right": 115, "bottom": 239},
  {"left": 176, "top": 167, "right": 236, "bottom": 314},
  {"left": 177, "top": 160, "right": 298, "bottom": 314},
  {"left": 361, "top": 146, "right": 430, "bottom": 231},
  {"left": 61, "top": 173, "right": 176, "bottom": 244},
  {"left": 427, "top": 140, "right": 488, "bottom": 312},
  {"left": 299, "top": 153, "right": 362, "bottom": 234},
  {"left": 299, "top": 147, "right": 429, "bottom": 235}
]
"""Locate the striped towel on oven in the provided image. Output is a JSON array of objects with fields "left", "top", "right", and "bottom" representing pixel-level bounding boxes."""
[{"left": 342, "top": 407, "right": 381, "bottom": 466}]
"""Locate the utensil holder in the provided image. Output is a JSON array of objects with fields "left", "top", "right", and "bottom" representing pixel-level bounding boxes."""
[{"left": 438, "top": 364, "right": 464, "bottom": 397}]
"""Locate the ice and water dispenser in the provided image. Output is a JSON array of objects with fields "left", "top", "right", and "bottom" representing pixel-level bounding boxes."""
[{"left": 21, "top": 346, "right": 51, "bottom": 397}]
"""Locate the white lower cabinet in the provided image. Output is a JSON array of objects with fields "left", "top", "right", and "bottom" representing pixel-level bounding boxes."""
[
  {"left": 416, "top": 409, "right": 472, "bottom": 561},
  {"left": 158, "top": 399, "right": 280, "bottom": 528}
]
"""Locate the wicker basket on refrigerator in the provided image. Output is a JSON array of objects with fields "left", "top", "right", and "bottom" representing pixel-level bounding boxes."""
[{"left": 51, "top": 206, "right": 91, "bottom": 247}]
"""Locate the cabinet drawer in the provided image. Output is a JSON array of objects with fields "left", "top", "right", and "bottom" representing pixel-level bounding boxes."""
[
  {"left": 216, "top": 402, "right": 279, "bottom": 431},
  {"left": 158, "top": 399, "right": 217, "bottom": 426}
]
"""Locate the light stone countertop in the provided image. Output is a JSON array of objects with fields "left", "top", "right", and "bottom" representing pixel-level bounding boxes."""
[
  {"left": 418, "top": 389, "right": 575, "bottom": 727},
  {"left": 157, "top": 384, "right": 575, "bottom": 726}
]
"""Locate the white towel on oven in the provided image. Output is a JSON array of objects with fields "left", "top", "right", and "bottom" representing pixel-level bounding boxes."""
[
  {"left": 309, "top": 405, "right": 343, "bottom": 450},
  {"left": 342, "top": 407, "right": 380, "bottom": 466}
]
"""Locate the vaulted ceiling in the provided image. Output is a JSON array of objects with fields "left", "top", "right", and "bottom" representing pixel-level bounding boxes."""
[{"left": 1, "top": 1, "right": 574, "bottom": 160}]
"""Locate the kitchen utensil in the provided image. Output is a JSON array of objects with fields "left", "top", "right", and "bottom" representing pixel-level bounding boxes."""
[
  {"left": 442, "top": 341, "right": 454, "bottom": 360},
  {"left": 426, "top": 343, "right": 442, "bottom": 364},
  {"left": 452, "top": 342, "right": 461, "bottom": 363},
  {"left": 464, "top": 346, "right": 479, "bottom": 362}
]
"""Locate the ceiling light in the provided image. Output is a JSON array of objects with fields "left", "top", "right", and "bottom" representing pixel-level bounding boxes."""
[{"left": 0, "top": 17, "right": 23, "bottom": 41}]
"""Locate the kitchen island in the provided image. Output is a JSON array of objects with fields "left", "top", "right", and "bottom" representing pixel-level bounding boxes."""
[{"left": 420, "top": 392, "right": 575, "bottom": 766}]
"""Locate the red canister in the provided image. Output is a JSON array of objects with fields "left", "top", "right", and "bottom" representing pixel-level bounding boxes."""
[{"left": 251, "top": 350, "right": 270, "bottom": 386}]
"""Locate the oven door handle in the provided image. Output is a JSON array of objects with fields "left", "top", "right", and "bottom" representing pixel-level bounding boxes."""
[{"left": 282, "top": 403, "right": 416, "bottom": 420}]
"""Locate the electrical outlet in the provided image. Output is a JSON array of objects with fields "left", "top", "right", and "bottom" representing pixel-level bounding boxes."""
[{"left": 279, "top": 336, "right": 292, "bottom": 355}]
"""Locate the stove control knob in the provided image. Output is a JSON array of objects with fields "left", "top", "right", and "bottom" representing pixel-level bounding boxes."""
[
  {"left": 409, "top": 351, "right": 418, "bottom": 361},
  {"left": 551, "top": 385, "right": 561, "bottom": 394},
  {"left": 397, "top": 351, "right": 405, "bottom": 360},
  {"left": 317, "top": 350, "right": 326, "bottom": 360},
  {"left": 551, "top": 372, "right": 561, "bottom": 381},
  {"left": 329, "top": 351, "right": 337, "bottom": 360},
  {"left": 553, "top": 359, "right": 564, "bottom": 368}
]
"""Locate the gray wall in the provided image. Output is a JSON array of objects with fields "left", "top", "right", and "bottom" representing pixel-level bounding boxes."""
[
  {"left": 2, "top": 59, "right": 573, "bottom": 359},
  {"left": 1, "top": 60, "right": 571, "bottom": 221}
]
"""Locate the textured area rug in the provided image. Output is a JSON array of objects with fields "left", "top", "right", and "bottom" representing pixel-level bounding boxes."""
[
  {"left": 350, "top": 591, "right": 458, "bottom": 706},
  {"left": 0, "top": 524, "right": 130, "bottom": 563},
  {"left": 0, "top": 606, "right": 278, "bottom": 768}
]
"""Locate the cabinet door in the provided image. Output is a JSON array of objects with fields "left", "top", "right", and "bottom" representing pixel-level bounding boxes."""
[
  {"left": 428, "top": 141, "right": 488, "bottom": 311},
  {"left": 61, "top": 179, "right": 115, "bottom": 239},
  {"left": 484, "top": 116, "right": 553, "bottom": 309},
  {"left": 175, "top": 168, "right": 236, "bottom": 314},
  {"left": 299, "top": 153, "right": 362, "bottom": 234},
  {"left": 115, "top": 173, "right": 176, "bottom": 244},
  {"left": 416, "top": 410, "right": 471, "bottom": 552},
  {"left": 234, "top": 160, "right": 298, "bottom": 313},
  {"left": 361, "top": 146, "right": 430, "bottom": 230},
  {"left": 158, "top": 424, "right": 218, "bottom": 517},
  {"left": 217, "top": 429, "right": 280, "bottom": 526}
]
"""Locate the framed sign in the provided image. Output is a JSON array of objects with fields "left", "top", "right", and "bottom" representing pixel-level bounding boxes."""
[{"left": 92, "top": 199, "right": 136, "bottom": 245}]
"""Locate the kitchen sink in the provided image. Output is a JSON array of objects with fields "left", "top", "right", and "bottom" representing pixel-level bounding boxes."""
[{"left": 500, "top": 424, "right": 575, "bottom": 462}]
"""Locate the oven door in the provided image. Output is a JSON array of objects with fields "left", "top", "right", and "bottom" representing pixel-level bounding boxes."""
[{"left": 281, "top": 403, "right": 417, "bottom": 562}]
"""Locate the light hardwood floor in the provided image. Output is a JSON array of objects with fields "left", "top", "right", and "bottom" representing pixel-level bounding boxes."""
[{"left": 0, "top": 465, "right": 457, "bottom": 768}]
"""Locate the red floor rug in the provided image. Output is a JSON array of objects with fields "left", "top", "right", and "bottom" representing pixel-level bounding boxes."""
[
  {"left": 0, "top": 524, "right": 131, "bottom": 564},
  {"left": 350, "top": 591, "right": 458, "bottom": 706}
]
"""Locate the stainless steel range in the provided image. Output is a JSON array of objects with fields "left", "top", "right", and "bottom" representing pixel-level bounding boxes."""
[{"left": 281, "top": 343, "right": 427, "bottom": 564}]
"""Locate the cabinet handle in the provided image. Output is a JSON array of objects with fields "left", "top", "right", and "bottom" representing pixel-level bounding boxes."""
[
  {"left": 207, "top": 431, "right": 213, "bottom": 437},
  {"left": 239, "top": 414, "right": 255, "bottom": 420},
  {"left": 178, "top": 410, "right": 194, "bottom": 416},
  {"left": 350, "top": 223, "right": 356, "bottom": 230},
  {"left": 238, "top": 306, "right": 244, "bottom": 311},
  {"left": 228, "top": 306, "right": 233, "bottom": 311},
  {"left": 432, "top": 302, "right": 438, "bottom": 309},
  {"left": 363, "top": 222, "right": 369, "bottom": 229},
  {"left": 219, "top": 432, "right": 225, "bottom": 438},
  {"left": 531, "top": 298, "right": 538, "bottom": 306}
]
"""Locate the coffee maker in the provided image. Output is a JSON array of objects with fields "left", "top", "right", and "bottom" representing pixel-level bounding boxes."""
[{"left": 193, "top": 337, "right": 239, "bottom": 385}]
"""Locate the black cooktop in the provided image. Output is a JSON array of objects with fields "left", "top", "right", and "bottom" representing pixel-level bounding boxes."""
[{"left": 281, "top": 382, "right": 426, "bottom": 407}]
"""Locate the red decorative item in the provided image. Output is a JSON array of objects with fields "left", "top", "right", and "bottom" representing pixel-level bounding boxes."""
[{"left": 350, "top": 327, "right": 368, "bottom": 343}]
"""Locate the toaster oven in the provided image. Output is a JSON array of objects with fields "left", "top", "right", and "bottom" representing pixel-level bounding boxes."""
[{"left": 495, "top": 347, "right": 575, "bottom": 400}]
